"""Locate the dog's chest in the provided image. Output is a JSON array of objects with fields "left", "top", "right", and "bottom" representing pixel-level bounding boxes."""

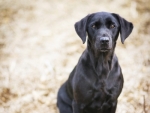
[{"left": 83, "top": 80, "right": 112, "bottom": 113}]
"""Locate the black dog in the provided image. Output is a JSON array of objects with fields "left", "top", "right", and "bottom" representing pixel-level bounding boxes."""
[{"left": 57, "top": 12, "right": 133, "bottom": 113}]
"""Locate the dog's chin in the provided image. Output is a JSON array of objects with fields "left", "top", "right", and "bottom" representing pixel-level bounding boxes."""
[
  {"left": 95, "top": 44, "right": 112, "bottom": 53},
  {"left": 95, "top": 45, "right": 112, "bottom": 52},
  {"left": 95, "top": 48, "right": 110, "bottom": 52},
  {"left": 100, "top": 49, "right": 109, "bottom": 52},
  {"left": 98, "top": 47, "right": 112, "bottom": 52},
  {"left": 100, "top": 49, "right": 110, "bottom": 52},
  {"left": 96, "top": 48, "right": 111, "bottom": 52}
]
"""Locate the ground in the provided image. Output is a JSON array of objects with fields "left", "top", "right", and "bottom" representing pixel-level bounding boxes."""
[{"left": 0, "top": 0, "right": 150, "bottom": 113}]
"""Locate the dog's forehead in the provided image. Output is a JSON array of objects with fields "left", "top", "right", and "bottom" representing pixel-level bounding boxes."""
[{"left": 90, "top": 12, "right": 117, "bottom": 23}]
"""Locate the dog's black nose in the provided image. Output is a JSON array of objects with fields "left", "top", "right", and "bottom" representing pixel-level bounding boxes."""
[{"left": 100, "top": 37, "right": 109, "bottom": 44}]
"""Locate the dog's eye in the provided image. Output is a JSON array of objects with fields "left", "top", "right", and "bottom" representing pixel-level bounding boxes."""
[
  {"left": 110, "top": 24, "right": 115, "bottom": 29},
  {"left": 92, "top": 24, "right": 96, "bottom": 28}
]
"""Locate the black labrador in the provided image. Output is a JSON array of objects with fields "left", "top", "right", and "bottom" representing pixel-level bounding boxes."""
[{"left": 57, "top": 12, "right": 133, "bottom": 113}]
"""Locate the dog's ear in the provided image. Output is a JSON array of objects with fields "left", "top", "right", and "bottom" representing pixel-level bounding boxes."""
[
  {"left": 112, "top": 13, "right": 133, "bottom": 44},
  {"left": 74, "top": 15, "right": 90, "bottom": 44}
]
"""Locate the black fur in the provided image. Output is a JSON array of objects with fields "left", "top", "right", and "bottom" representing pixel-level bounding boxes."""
[{"left": 57, "top": 12, "right": 133, "bottom": 113}]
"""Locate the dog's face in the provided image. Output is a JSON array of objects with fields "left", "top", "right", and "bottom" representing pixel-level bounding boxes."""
[
  {"left": 75, "top": 12, "right": 133, "bottom": 52},
  {"left": 87, "top": 12, "right": 119, "bottom": 52}
]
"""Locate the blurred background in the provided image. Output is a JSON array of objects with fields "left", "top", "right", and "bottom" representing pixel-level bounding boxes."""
[{"left": 0, "top": 0, "right": 150, "bottom": 113}]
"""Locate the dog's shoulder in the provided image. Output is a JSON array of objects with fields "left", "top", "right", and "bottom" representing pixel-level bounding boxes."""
[
  {"left": 77, "top": 49, "right": 91, "bottom": 67},
  {"left": 112, "top": 54, "right": 119, "bottom": 67},
  {"left": 110, "top": 54, "right": 122, "bottom": 74}
]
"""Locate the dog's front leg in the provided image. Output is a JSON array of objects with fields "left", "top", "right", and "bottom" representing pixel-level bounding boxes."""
[{"left": 72, "top": 100, "right": 84, "bottom": 113}]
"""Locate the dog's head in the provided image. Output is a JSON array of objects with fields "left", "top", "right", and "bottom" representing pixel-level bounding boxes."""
[{"left": 75, "top": 12, "right": 133, "bottom": 52}]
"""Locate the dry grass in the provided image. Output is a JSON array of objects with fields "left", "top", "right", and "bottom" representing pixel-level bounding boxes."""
[{"left": 0, "top": 0, "right": 150, "bottom": 113}]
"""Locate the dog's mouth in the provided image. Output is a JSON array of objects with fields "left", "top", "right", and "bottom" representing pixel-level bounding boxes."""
[
  {"left": 95, "top": 42, "right": 112, "bottom": 52},
  {"left": 100, "top": 49, "right": 110, "bottom": 52},
  {"left": 96, "top": 47, "right": 111, "bottom": 52},
  {"left": 99, "top": 47, "right": 111, "bottom": 52}
]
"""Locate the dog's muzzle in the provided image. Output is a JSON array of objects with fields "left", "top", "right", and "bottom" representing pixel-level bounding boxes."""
[{"left": 99, "top": 37, "right": 111, "bottom": 52}]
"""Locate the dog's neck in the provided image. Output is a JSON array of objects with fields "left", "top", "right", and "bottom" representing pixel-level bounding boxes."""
[{"left": 87, "top": 40, "right": 116, "bottom": 79}]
